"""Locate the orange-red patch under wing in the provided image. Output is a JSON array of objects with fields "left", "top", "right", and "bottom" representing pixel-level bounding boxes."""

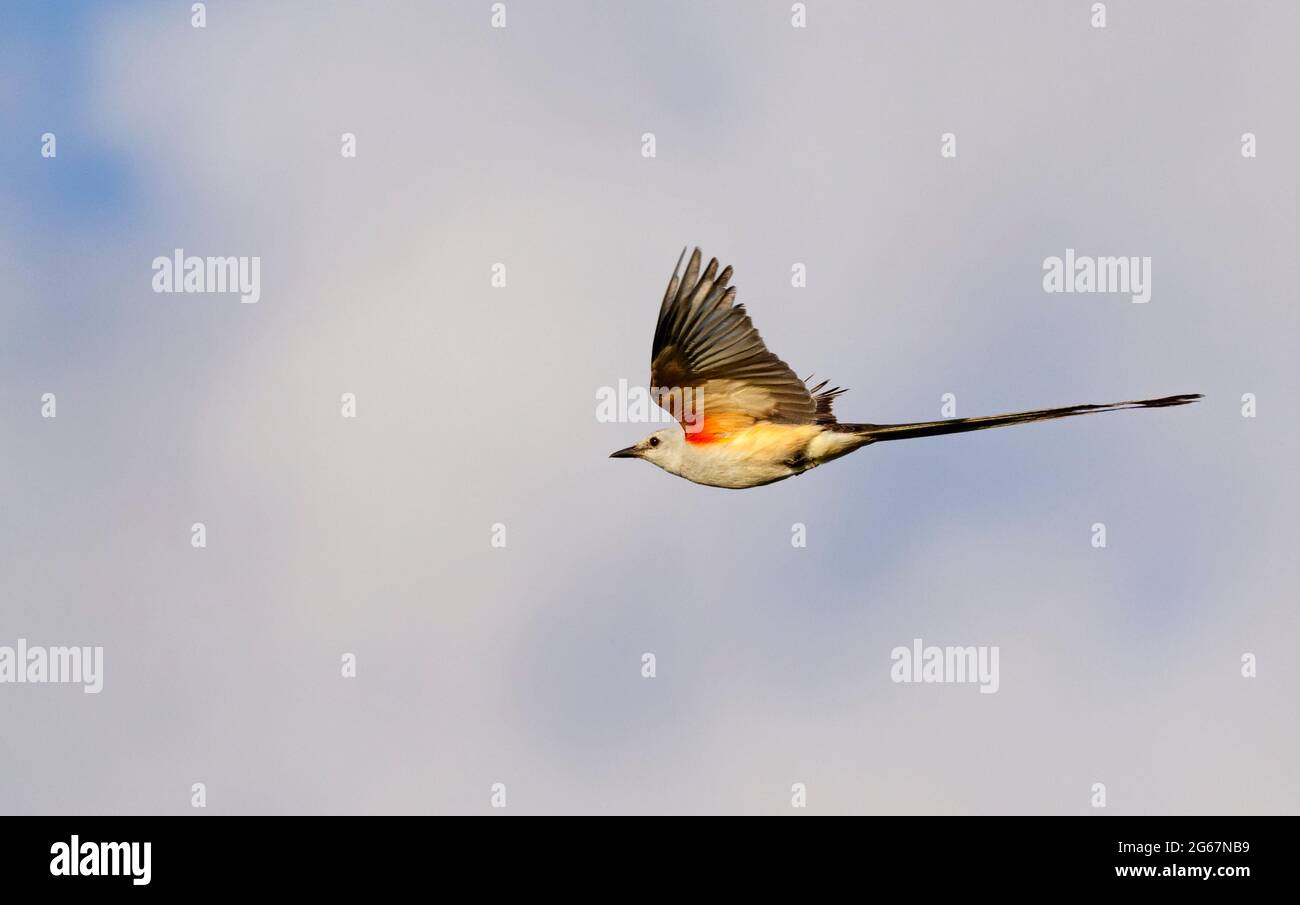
[{"left": 683, "top": 411, "right": 752, "bottom": 444}]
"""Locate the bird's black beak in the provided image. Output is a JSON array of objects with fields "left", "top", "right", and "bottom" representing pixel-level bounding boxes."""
[{"left": 609, "top": 445, "right": 640, "bottom": 459}]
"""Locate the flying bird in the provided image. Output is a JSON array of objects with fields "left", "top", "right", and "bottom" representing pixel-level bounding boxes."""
[{"left": 610, "top": 248, "right": 1201, "bottom": 489}]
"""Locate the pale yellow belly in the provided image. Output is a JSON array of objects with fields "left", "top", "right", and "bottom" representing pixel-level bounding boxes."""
[{"left": 673, "top": 423, "right": 860, "bottom": 489}]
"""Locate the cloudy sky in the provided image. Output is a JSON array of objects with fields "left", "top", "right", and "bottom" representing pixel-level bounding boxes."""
[{"left": 1, "top": 0, "right": 1296, "bottom": 814}]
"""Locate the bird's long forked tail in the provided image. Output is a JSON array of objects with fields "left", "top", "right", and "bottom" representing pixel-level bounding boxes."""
[{"left": 842, "top": 393, "right": 1202, "bottom": 444}]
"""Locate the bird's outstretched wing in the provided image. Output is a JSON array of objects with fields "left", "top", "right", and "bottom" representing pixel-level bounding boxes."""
[{"left": 650, "top": 248, "right": 844, "bottom": 435}]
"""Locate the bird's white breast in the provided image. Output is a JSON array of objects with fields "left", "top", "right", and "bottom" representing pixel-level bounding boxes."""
[{"left": 670, "top": 423, "right": 831, "bottom": 489}]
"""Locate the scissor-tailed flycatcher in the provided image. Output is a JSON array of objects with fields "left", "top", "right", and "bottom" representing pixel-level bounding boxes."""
[{"left": 610, "top": 248, "right": 1201, "bottom": 489}]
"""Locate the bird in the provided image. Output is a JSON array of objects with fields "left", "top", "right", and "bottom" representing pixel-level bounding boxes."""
[{"left": 610, "top": 247, "right": 1201, "bottom": 489}]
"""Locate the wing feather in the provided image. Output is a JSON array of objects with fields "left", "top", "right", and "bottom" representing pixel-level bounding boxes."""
[{"left": 649, "top": 248, "right": 846, "bottom": 432}]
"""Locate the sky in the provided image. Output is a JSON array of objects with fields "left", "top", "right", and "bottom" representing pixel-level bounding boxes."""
[{"left": 0, "top": 0, "right": 1296, "bottom": 815}]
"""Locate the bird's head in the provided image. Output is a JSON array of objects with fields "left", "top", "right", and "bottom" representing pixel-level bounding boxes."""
[{"left": 609, "top": 427, "right": 686, "bottom": 473}]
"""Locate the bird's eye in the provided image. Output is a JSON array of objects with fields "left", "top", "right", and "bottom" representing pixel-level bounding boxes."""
[{"left": 648, "top": 437, "right": 660, "bottom": 448}]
